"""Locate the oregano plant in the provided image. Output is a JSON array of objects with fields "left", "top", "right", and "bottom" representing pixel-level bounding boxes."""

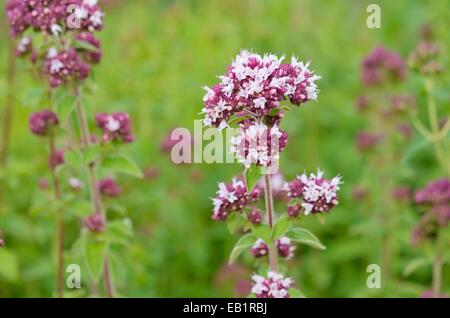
[
  {"left": 201, "top": 50, "right": 342, "bottom": 297},
  {"left": 5, "top": 0, "right": 142, "bottom": 297}
]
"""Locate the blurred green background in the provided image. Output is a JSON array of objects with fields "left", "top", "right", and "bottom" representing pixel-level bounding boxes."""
[{"left": 0, "top": 0, "right": 449, "bottom": 297}]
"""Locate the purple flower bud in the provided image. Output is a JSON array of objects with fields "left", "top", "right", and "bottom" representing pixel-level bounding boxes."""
[
  {"left": 44, "top": 48, "right": 90, "bottom": 88},
  {"left": 276, "top": 237, "right": 295, "bottom": 259},
  {"left": 83, "top": 213, "right": 105, "bottom": 233},
  {"left": 414, "top": 178, "right": 450, "bottom": 206},
  {"left": 361, "top": 46, "right": 406, "bottom": 86},
  {"left": 98, "top": 178, "right": 121, "bottom": 197},
  {"left": 0, "top": 238, "right": 4, "bottom": 247},
  {"left": 95, "top": 112, "right": 134, "bottom": 144},
  {"left": 287, "top": 204, "right": 301, "bottom": 218},
  {"left": 29, "top": 110, "right": 59, "bottom": 136},
  {"left": 16, "top": 36, "right": 32, "bottom": 57},
  {"left": 247, "top": 209, "right": 262, "bottom": 225},
  {"left": 408, "top": 41, "right": 443, "bottom": 76},
  {"left": 76, "top": 32, "right": 102, "bottom": 64},
  {"left": 251, "top": 239, "right": 269, "bottom": 258},
  {"left": 48, "top": 149, "right": 65, "bottom": 170},
  {"left": 356, "top": 131, "right": 382, "bottom": 152}
]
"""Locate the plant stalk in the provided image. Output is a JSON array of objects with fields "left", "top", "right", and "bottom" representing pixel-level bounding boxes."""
[
  {"left": 264, "top": 174, "right": 278, "bottom": 272},
  {"left": 0, "top": 37, "right": 16, "bottom": 165},
  {"left": 432, "top": 233, "right": 442, "bottom": 296},
  {"left": 74, "top": 85, "right": 115, "bottom": 298}
]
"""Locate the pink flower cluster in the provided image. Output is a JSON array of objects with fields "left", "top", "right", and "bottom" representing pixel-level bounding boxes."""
[
  {"left": 29, "top": 109, "right": 59, "bottom": 136},
  {"left": 98, "top": 178, "right": 121, "bottom": 197},
  {"left": 6, "top": 0, "right": 104, "bottom": 87},
  {"left": 44, "top": 47, "right": 90, "bottom": 87},
  {"left": 408, "top": 41, "right": 443, "bottom": 75},
  {"left": 284, "top": 169, "right": 342, "bottom": 216},
  {"left": 212, "top": 177, "right": 262, "bottom": 221},
  {"left": 95, "top": 112, "right": 134, "bottom": 144},
  {"left": 251, "top": 271, "right": 293, "bottom": 298},
  {"left": 5, "top": 0, "right": 104, "bottom": 37},
  {"left": 76, "top": 32, "right": 102, "bottom": 64},
  {"left": 251, "top": 237, "right": 296, "bottom": 259},
  {"left": 69, "top": 0, "right": 104, "bottom": 32},
  {"left": 83, "top": 213, "right": 105, "bottom": 233},
  {"left": 201, "top": 50, "right": 320, "bottom": 129},
  {"left": 361, "top": 46, "right": 406, "bottom": 86},
  {"left": 411, "top": 178, "right": 450, "bottom": 246},
  {"left": 230, "top": 121, "right": 288, "bottom": 168},
  {"left": 355, "top": 131, "right": 383, "bottom": 152}
]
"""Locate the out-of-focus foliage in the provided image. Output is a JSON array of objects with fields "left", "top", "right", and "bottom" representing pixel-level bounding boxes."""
[{"left": 0, "top": 0, "right": 449, "bottom": 297}]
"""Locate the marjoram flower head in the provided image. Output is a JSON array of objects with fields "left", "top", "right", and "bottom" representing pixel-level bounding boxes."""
[
  {"left": 212, "top": 177, "right": 262, "bottom": 221},
  {"left": 201, "top": 50, "right": 321, "bottom": 129},
  {"left": 98, "top": 177, "right": 121, "bottom": 197},
  {"left": 5, "top": 0, "right": 104, "bottom": 37},
  {"left": 230, "top": 121, "right": 288, "bottom": 168},
  {"left": 29, "top": 109, "right": 59, "bottom": 136},
  {"left": 361, "top": 46, "right": 406, "bottom": 86},
  {"left": 44, "top": 47, "right": 90, "bottom": 87},
  {"left": 96, "top": 112, "right": 134, "bottom": 144},
  {"left": 414, "top": 178, "right": 450, "bottom": 206},
  {"left": 251, "top": 271, "right": 293, "bottom": 298},
  {"left": 83, "top": 213, "right": 105, "bottom": 233},
  {"left": 285, "top": 169, "right": 342, "bottom": 216}
]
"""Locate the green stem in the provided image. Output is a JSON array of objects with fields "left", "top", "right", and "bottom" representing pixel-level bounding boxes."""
[
  {"left": 49, "top": 134, "right": 64, "bottom": 298},
  {"left": 73, "top": 85, "right": 115, "bottom": 298},
  {"left": 264, "top": 174, "right": 278, "bottom": 272},
  {"left": 0, "top": 37, "right": 16, "bottom": 165},
  {"left": 432, "top": 233, "right": 442, "bottom": 296},
  {"left": 48, "top": 89, "right": 65, "bottom": 298},
  {"left": 424, "top": 79, "right": 449, "bottom": 174}
]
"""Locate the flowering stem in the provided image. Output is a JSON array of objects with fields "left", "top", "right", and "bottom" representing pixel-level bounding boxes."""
[
  {"left": 49, "top": 134, "right": 64, "bottom": 298},
  {"left": 48, "top": 89, "right": 64, "bottom": 298},
  {"left": 432, "top": 233, "right": 442, "bottom": 296},
  {"left": 424, "top": 78, "right": 449, "bottom": 175},
  {"left": 0, "top": 37, "right": 16, "bottom": 165},
  {"left": 73, "top": 84, "right": 115, "bottom": 298},
  {"left": 264, "top": 174, "right": 278, "bottom": 272}
]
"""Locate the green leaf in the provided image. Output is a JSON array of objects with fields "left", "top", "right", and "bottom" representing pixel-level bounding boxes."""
[
  {"left": 403, "top": 258, "right": 431, "bottom": 277},
  {"left": 244, "top": 166, "right": 261, "bottom": 192},
  {"left": 73, "top": 39, "right": 101, "bottom": 52},
  {"left": 102, "top": 154, "right": 143, "bottom": 179},
  {"left": 252, "top": 224, "right": 272, "bottom": 243},
  {"left": 83, "top": 144, "right": 101, "bottom": 165},
  {"left": 69, "top": 200, "right": 92, "bottom": 219},
  {"left": 55, "top": 93, "right": 76, "bottom": 124},
  {"left": 272, "top": 216, "right": 291, "bottom": 240},
  {"left": 83, "top": 236, "right": 108, "bottom": 282},
  {"left": 401, "top": 137, "right": 431, "bottom": 163},
  {"left": 229, "top": 234, "right": 256, "bottom": 264},
  {"left": 289, "top": 288, "right": 306, "bottom": 298},
  {"left": 65, "top": 149, "right": 83, "bottom": 170},
  {"left": 104, "top": 219, "right": 134, "bottom": 245},
  {"left": 286, "top": 227, "right": 326, "bottom": 250},
  {"left": 269, "top": 105, "right": 290, "bottom": 116},
  {"left": 227, "top": 213, "right": 247, "bottom": 234}
]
